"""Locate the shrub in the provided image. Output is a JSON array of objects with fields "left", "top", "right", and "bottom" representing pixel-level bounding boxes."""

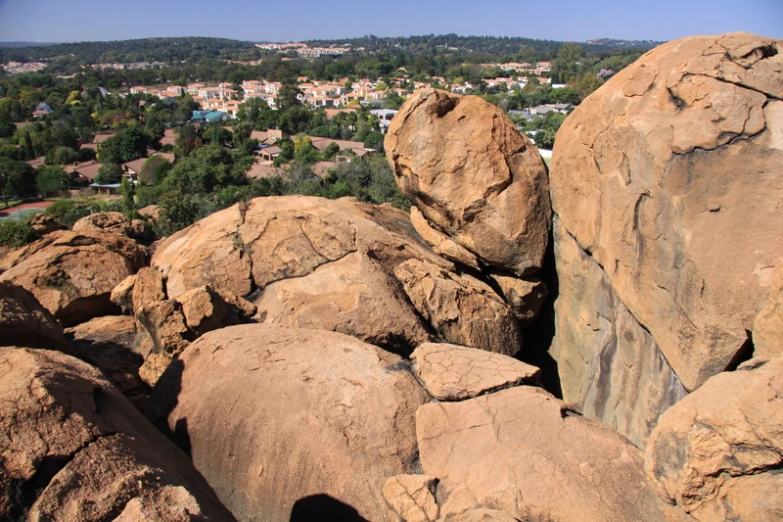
[{"left": 0, "top": 220, "right": 40, "bottom": 247}]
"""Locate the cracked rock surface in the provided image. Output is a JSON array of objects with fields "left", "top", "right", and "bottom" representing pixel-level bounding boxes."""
[
  {"left": 0, "top": 347, "right": 235, "bottom": 521},
  {"left": 0, "top": 281, "right": 68, "bottom": 351},
  {"left": 646, "top": 356, "right": 783, "bottom": 522},
  {"left": 148, "top": 324, "right": 429, "bottom": 522},
  {"left": 549, "top": 32, "right": 783, "bottom": 391},
  {"left": 416, "top": 386, "right": 689, "bottom": 522},
  {"left": 410, "top": 342, "right": 539, "bottom": 401},
  {"left": 385, "top": 88, "right": 551, "bottom": 277},
  {"left": 0, "top": 230, "right": 146, "bottom": 327}
]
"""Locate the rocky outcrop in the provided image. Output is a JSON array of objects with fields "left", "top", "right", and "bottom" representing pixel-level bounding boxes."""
[
  {"left": 550, "top": 33, "right": 783, "bottom": 392},
  {"left": 646, "top": 356, "right": 783, "bottom": 522},
  {"left": 416, "top": 386, "right": 684, "bottom": 522},
  {"left": 28, "top": 213, "right": 64, "bottom": 235},
  {"left": 410, "top": 342, "right": 539, "bottom": 401},
  {"left": 0, "top": 347, "right": 235, "bottom": 521},
  {"left": 550, "top": 218, "right": 687, "bottom": 447},
  {"left": 0, "top": 280, "right": 68, "bottom": 351},
  {"left": 0, "top": 230, "right": 146, "bottom": 326},
  {"left": 386, "top": 88, "right": 551, "bottom": 276},
  {"left": 149, "top": 324, "right": 429, "bottom": 522},
  {"left": 73, "top": 211, "right": 152, "bottom": 242},
  {"left": 394, "top": 259, "right": 522, "bottom": 356}
]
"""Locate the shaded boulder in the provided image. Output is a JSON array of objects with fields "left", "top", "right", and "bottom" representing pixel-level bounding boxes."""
[
  {"left": 151, "top": 196, "right": 452, "bottom": 353},
  {"left": 490, "top": 274, "right": 547, "bottom": 327},
  {"left": 410, "top": 342, "right": 539, "bottom": 401},
  {"left": 394, "top": 258, "right": 522, "bottom": 356},
  {"left": 28, "top": 214, "right": 64, "bottom": 235},
  {"left": 550, "top": 218, "right": 687, "bottom": 448},
  {"left": 149, "top": 324, "right": 430, "bottom": 522},
  {"left": 385, "top": 88, "right": 551, "bottom": 276},
  {"left": 0, "top": 347, "right": 235, "bottom": 521},
  {"left": 0, "top": 230, "right": 146, "bottom": 327},
  {"left": 550, "top": 33, "right": 783, "bottom": 391},
  {"left": 0, "top": 280, "right": 68, "bottom": 351},
  {"left": 646, "top": 357, "right": 783, "bottom": 522}
]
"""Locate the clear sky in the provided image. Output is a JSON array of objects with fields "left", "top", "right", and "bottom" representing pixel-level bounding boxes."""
[{"left": 0, "top": 0, "right": 781, "bottom": 43}]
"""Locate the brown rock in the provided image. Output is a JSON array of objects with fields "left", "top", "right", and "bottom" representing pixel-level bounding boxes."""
[
  {"left": 138, "top": 204, "right": 160, "bottom": 221},
  {"left": 550, "top": 33, "right": 783, "bottom": 390},
  {"left": 149, "top": 324, "right": 430, "bottom": 522},
  {"left": 0, "top": 230, "right": 145, "bottom": 326},
  {"left": 753, "top": 263, "right": 783, "bottom": 358},
  {"left": 382, "top": 475, "right": 439, "bottom": 522},
  {"left": 177, "top": 284, "right": 239, "bottom": 336},
  {"left": 490, "top": 274, "right": 547, "bottom": 327},
  {"left": 416, "top": 386, "right": 682, "bottom": 522},
  {"left": 73, "top": 211, "right": 152, "bottom": 241},
  {"left": 385, "top": 88, "right": 551, "bottom": 276},
  {"left": 110, "top": 274, "right": 137, "bottom": 314},
  {"left": 255, "top": 251, "right": 431, "bottom": 352},
  {"left": 0, "top": 347, "right": 235, "bottom": 521},
  {"left": 410, "top": 206, "right": 480, "bottom": 269},
  {"left": 410, "top": 343, "right": 539, "bottom": 401},
  {"left": 0, "top": 280, "right": 68, "bottom": 350},
  {"left": 645, "top": 357, "right": 783, "bottom": 522},
  {"left": 28, "top": 213, "right": 64, "bottom": 235},
  {"left": 394, "top": 258, "right": 522, "bottom": 356},
  {"left": 550, "top": 218, "right": 687, "bottom": 448}
]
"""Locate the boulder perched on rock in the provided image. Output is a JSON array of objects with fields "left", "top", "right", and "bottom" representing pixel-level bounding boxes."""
[
  {"left": 410, "top": 342, "right": 539, "bottom": 401},
  {"left": 0, "top": 230, "right": 146, "bottom": 326},
  {"left": 385, "top": 88, "right": 551, "bottom": 276},
  {"left": 550, "top": 218, "right": 687, "bottom": 447},
  {"left": 550, "top": 33, "right": 783, "bottom": 391},
  {"left": 149, "top": 324, "right": 429, "bottom": 522},
  {"left": 73, "top": 211, "right": 152, "bottom": 242},
  {"left": 416, "top": 386, "right": 684, "bottom": 522},
  {"left": 646, "top": 357, "right": 783, "bottom": 522},
  {"left": 28, "top": 213, "right": 64, "bottom": 235},
  {"left": 0, "top": 347, "right": 235, "bottom": 521},
  {"left": 394, "top": 258, "right": 521, "bottom": 356},
  {"left": 0, "top": 280, "right": 68, "bottom": 351}
]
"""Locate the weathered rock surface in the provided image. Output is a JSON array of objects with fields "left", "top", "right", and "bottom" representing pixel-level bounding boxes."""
[
  {"left": 550, "top": 218, "right": 687, "bottom": 447},
  {"left": 550, "top": 33, "right": 783, "bottom": 391},
  {"left": 151, "top": 196, "right": 455, "bottom": 352},
  {"left": 382, "top": 474, "right": 440, "bottom": 522},
  {"left": 149, "top": 324, "right": 430, "bottom": 522},
  {"left": 394, "top": 258, "right": 522, "bottom": 356},
  {"left": 646, "top": 356, "right": 783, "bottom": 522},
  {"left": 386, "top": 88, "right": 551, "bottom": 276},
  {"left": 490, "top": 274, "right": 547, "bottom": 327},
  {"left": 409, "top": 206, "right": 480, "bottom": 270},
  {"left": 416, "top": 386, "right": 684, "bottom": 522},
  {"left": 0, "top": 230, "right": 145, "bottom": 326},
  {"left": 753, "top": 263, "right": 783, "bottom": 358},
  {"left": 411, "top": 343, "right": 539, "bottom": 401},
  {"left": 0, "top": 347, "right": 235, "bottom": 521},
  {"left": 28, "top": 213, "right": 64, "bottom": 235},
  {"left": 73, "top": 211, "right": 152, "bottom": 242},
  {"left": 0, "top": 280, "right": 68, "bottom": 350},
  {"left": 178, "top": 284, "right": 239, "bottom": 336}
]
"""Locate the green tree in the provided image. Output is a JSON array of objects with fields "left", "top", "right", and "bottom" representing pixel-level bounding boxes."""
[
  {"left": 95, "top": 163, "right": 123, "bottom": 184},
  {"left": 36, "top": 166, "right": 68, "bottom": 198}
]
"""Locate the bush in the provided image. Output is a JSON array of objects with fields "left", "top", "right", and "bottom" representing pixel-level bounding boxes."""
[
  {"left": 0, "top": 220, "right": 40, "bottom": 247},
  {"left": 45, "top": 199, "right": 91, "bottom": 227}
]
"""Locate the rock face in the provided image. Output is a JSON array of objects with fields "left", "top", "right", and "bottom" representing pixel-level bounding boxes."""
[
  {"left": 149, "top": 324, "right": 430, "bottom": 522},
  {"left": 0, "top": 280, "right": 68, "bottom": 350},
  {"left": 416, "top": 386, "right": 679, "bottom": 522},
  {"left": 550, "top": 33, "right": 783, "bottom": 392},
  {"left": 394, "top": 259, "right": 522, "bottom": 356},
  {"left": 753, "top": 264, "right": 783, "bottom": 358},
  {"left": 0, "top": 230, "right": 146, "bottom": 326},
  {"left": 646, "top": 357, "right": 783, "bottom": 522},
  {"left": 386, "top": 88, "right": 551, "bottom": 276},
  {"left": 0, "top": 347, "right": 235, "bottom": 521},
  {"left": 550, "top": 219, "right": 687, "bottom": 447},
  {"left": 410, "top": 342, "right": 539, "bottom": 401}
]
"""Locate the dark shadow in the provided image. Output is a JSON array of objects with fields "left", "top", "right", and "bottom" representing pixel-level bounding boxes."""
[
  {"left": 724, "top": 330, "right": 755, "bottom": 372},
  {"left": 289, "top": 494, "right": 369, "bottom": 522},
  {"left": 144, "top": 358, "right": 192, "bottom": 458},
  {"left": 517, "top": 227, "right": 563, "bottom": 398}
]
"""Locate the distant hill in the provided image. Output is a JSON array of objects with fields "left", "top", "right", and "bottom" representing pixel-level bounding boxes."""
[{"left": 0, "top": 41, "right": 59, "bottom": 48}]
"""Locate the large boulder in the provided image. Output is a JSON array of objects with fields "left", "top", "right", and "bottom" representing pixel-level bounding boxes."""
[
  {"left": 149, "top": 324, "right": 430, "bottom": 522},
  {"left": 550, "top": 218, "right": 687, "bottom": 447},
  {"left": 550, "top": 33, "right": 783, "bottom": 391},
  {"left": 416, "top": 386, "right": 686, "bottom": 522},
  {"left": 0, "top": 280, "right": 68, "bottom": 351},
  {"left": 646, "top": 357, "right": 783, "bottom": 522},
  {"left": 0, "top": 230, "right": 146, "bottom": 326},
  {"left": 0, "top": 347, "right": 235, "bottom": 521},
  {"left": 151, "top": 196, "right": 462, "bottom": 353},
  {"left": 73, "top": 211, "right": 152, "bottom": 242},
  {"left": 385, "top": 88, "right": 551, "bottom": 276}
]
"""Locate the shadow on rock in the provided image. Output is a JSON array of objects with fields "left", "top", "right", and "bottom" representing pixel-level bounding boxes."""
[{"left": 289, "top": 494, "right": 369, "bottom": 522}]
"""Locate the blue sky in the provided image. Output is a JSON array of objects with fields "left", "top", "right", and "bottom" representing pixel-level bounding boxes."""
[{"left": 0, "top": 0, "right": 781, "bottom": 43}]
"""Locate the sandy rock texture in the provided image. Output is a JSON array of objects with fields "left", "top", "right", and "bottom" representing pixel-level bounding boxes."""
[
  {"left": 646, "top": 357, "right": 783, "bottom": 522},
  {"left": 550, "top": 32, "right": 783, "bottom": 392},
  {"left": 0, "top": 280, "right": 68, "bottom": 351},
  {"left": 0, "top": 347, "right": 235, "bottom": 521},
  {"left": 386, "top": 88, "right": 551, "bottom": 276},
  {"left": 149, "top": 324, "right": 429, "bottom": 522}
]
